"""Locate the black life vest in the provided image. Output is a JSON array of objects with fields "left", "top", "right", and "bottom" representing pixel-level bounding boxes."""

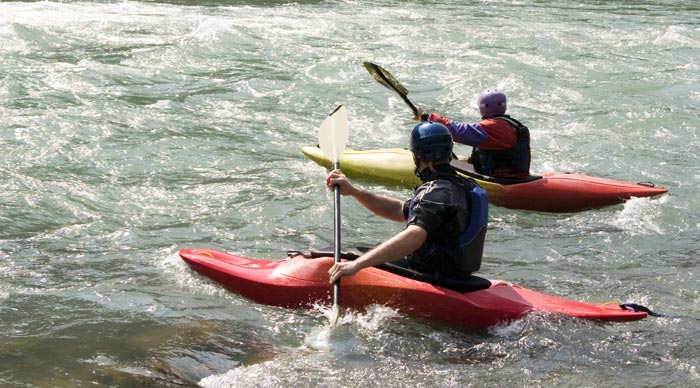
[
  {"left": 407, "top": 173, "right": 488, "bottom": 277},
  {"left": 471, "top": 115, "right": 531, "bottom": 177}
]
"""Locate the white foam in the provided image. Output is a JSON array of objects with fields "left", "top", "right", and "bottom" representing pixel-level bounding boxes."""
[{"left": 611, "top": 196, "right": 667, "bottom": 235}]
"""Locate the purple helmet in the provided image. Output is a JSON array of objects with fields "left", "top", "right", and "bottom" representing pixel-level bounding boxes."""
[{"left": 478, "top": 90, "right": 507, "bottom": 117}]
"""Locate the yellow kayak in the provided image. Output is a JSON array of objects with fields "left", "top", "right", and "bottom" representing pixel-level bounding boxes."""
[{"left": 301, "top": 146, "right": 668, "bottom": 213}]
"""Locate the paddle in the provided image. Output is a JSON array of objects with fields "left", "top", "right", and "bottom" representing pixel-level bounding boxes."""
[
  {"left": 318, "top": 104, "right": 349, "bottom": 327},
  {"left": 364, "top": 62, "right": 460, "bottom": 161},
  {"left": 363, "top": 61, "right": 418, "bottom": 117}
]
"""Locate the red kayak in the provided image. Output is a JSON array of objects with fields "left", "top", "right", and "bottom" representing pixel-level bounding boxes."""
[{"left": 179, "top": 248, "right": 646, "bottom": 329}]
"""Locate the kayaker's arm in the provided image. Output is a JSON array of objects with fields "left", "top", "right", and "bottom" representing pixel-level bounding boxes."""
[
  {"left": 328, "top": 225, "right": 426, "bottom": 284},
  {"left": 350, "top": 187, "right": 405, "bottom": 222},
  {"left": 413, "top": 106, "right": 488, "bottom": 147},
  {"left": 326, "top": 169, "right": 405, "bottom": 222}
]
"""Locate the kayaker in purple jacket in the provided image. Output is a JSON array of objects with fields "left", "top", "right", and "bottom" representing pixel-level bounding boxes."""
[
  {"left": 414, "top": 90, "right": 531, "bottom": 179},
  {"left": 327, "top": 122, "right": 488, "bottom": 284}
]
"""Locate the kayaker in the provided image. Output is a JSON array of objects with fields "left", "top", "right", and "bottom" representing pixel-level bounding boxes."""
[
  {"left": 413, "top": 90, "right": 532, "bottom": 179},
  {"left": 327, "top": 121, "right": 488, "bottom": 284}
]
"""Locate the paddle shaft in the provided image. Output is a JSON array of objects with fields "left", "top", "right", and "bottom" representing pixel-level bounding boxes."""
[
  {"left": 397, "top": 92, "right": 418, "bottom": 117},
  {"left": 332, "top": 160, "right": 341, "bottom": 309}
]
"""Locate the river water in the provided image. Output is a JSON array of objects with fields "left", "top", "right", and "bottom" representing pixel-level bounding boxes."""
[{"left": 1, "top": 0, "right": 699, "bottom": 387}]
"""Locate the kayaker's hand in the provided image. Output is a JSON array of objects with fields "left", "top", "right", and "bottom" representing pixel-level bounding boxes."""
[
  {"left": 328, "top": 260, "right": 360, "bottom": 284},
  {"left": 326, "top": 169, "right": 360, "bottom": 196},
  {"left": 413, "top": 106, "right": 425, "bottom": 121}
]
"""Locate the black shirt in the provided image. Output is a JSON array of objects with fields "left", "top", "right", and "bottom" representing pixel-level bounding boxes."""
[{"left": 402, "top": 164, "right": 471, "bottom": 277}]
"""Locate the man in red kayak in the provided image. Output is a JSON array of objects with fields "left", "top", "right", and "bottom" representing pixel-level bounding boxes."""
[
  {"left": 327, "top": 121, "right": 488, "bottom": 284},
  {"left": 414, "top": 90, "right": 531, "bottom": 179}
]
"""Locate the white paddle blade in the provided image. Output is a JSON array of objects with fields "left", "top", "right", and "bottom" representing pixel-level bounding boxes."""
[
  {"left": 329, "top": 303, "right": 340, "bottom": 327},
  {"left": 318, "top": 105, "right": 349, "bottom": 163}
]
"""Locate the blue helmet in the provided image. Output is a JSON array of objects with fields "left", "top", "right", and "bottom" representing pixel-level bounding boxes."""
[
  {"left": 409, "top": 121, "right": 453, "bottom": 163},
  {"left": 478, "top": 90, "right": 507, "bottom": 117}
]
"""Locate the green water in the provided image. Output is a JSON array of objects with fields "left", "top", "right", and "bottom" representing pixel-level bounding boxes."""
[{"left": 1, "top": 1, "right": 699, "bottom": 387}]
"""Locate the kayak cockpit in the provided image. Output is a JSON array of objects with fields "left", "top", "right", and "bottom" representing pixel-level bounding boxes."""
[
  {"left": 296, "top": 246, "right": 492, "bottom": 293},
  {"left": 450, "top": 159, "right": 543, "bottom": 185}
]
